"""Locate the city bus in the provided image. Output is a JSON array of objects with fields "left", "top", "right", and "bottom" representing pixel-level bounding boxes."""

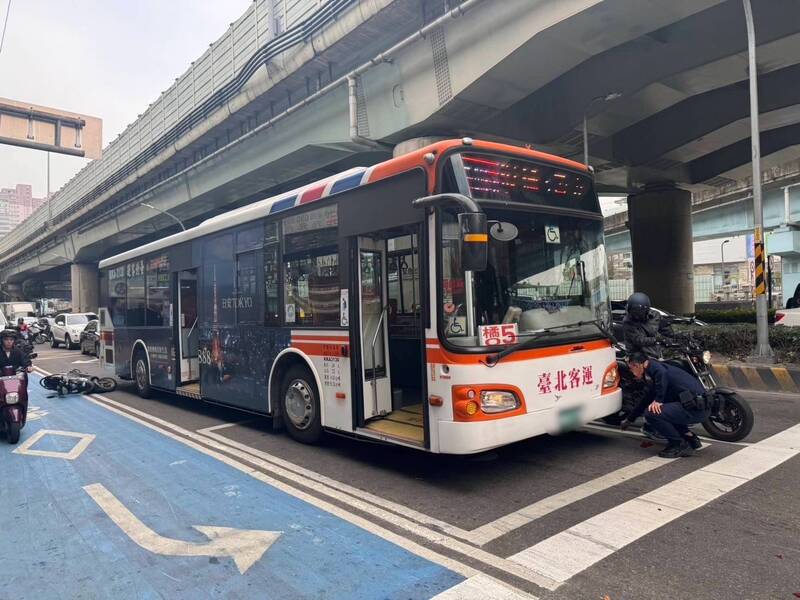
[{"left": 97, "top": 138, "right": 620, "bottom": 454}]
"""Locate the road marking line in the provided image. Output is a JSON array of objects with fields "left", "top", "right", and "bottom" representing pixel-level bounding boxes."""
[
  {"left": 467, "top": 456, "right": 675, "bottom": 545},
  {"left": 13, "top": 429, "right": 95, "bottom": 460},
  {"left": 199, "top": 429, "right": 475, "bottom": 540},
  {"left": 197, "top": 421, "right": 252, "bottom": 433},
  {"left": 509, "top": 422, "right": 800, "bottom": 585},
  {"left": 84, "top": 483, "right": 281, "bottom": 574},
  {"left": 84, "top": 392, "right": 557, "bottom": 590},
  {"left": 432, "top": 574, "right": 538, "bottom": 599}
]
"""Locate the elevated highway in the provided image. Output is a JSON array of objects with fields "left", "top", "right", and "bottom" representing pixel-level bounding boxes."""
[{"left": 2, "top": 0, "right": 800, "bottom": 314}]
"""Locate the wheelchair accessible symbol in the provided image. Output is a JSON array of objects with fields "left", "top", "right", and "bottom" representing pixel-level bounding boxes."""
[{"left": 545, "top": 225, "right": 561, "bottom": 244}]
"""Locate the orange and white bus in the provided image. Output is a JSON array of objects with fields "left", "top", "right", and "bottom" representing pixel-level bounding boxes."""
[{"left": 98, "top": 138, "right": 620, "bottom": 453}]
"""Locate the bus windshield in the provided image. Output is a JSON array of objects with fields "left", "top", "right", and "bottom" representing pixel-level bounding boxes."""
[{"left": 441, "top": 154, "right": 610, "bottom": 348}]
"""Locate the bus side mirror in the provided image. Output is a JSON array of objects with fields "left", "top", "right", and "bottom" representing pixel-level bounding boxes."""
[{"left": 459, "top": 212, "right": 488, "bottom": 272}]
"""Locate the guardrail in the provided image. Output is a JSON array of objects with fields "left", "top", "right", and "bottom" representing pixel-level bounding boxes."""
[{"left": 0, "top": 0, "right": 355, "bottom": 260}]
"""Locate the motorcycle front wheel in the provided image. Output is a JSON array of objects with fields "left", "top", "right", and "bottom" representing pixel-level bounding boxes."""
[
  {"left": 40, "top": 374, "right": 62, "bottom": 391},
  {"left": 91, "top": 376, "right": 117, "bottom": 393},
  {"left": 702, "top": 391, "right": 754, "bottom": 442},
  {"left": 34, "top": 333, "right": 47, "bottom": 345}
]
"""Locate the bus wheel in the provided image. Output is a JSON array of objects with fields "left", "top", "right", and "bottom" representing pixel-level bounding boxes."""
[
  {"left": 281, "top": 366, "right": 322, "bottom": 444},
  {"left": 134, "top": 351, "right": 152, "bottom": 399}
]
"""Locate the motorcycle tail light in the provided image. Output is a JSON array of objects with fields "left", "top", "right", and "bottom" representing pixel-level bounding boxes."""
[{"left": 5, "top": 392, "right": 19, "bottom": 404}]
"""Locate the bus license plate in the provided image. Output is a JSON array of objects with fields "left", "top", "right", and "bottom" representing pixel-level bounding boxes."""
[{"left": 558, "top": 407, "right": 582, "bottom": 431}]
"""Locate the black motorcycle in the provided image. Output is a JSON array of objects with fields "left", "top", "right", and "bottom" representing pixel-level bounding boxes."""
[
  {"left": 39, "top": 368, "right": 117, "bottom": 396},
  {"left": 607, "top": 337, "right": 754, "bottom": 443}
]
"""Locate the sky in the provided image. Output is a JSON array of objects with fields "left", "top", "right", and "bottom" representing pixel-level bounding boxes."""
[{"left": 0, "top": 0, "right": 251, "bottom": 197}]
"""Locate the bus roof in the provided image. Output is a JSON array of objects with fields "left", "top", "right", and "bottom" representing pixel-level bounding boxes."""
[{"left": 99, "top": 139, "right": 589, "bottom": 269}]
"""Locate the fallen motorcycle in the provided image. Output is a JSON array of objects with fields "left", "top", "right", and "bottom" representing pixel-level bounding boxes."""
[{"left": 39, "top": 368, "right": 117, "bottom": 396}]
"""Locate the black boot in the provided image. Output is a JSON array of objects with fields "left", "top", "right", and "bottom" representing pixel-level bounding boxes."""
[
  {"left": 683, "top": 432, "right": 702, "bottom": 450},
  {"left": 658, "top": 440, "right": 695, "bottom": 458}
]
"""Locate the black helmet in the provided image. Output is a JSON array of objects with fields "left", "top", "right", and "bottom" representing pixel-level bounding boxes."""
[
  {"left": 626, "top": 292, "right": 651, "bottom": 321},
  {"left": 1, "top": 329, "right": 17, "bottom": 340}
]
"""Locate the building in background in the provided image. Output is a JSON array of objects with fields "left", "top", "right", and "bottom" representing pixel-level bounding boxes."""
[{"left": 0, "top": 184, "right": 47, "bottom": 239}]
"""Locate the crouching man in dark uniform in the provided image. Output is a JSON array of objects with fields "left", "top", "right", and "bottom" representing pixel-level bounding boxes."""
[{"left": 622, "top": 352, "right": 707, "bottom": 458}]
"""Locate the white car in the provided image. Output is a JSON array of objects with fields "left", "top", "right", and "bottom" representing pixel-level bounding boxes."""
[
  {"left": 51, "top": 312, "right": 98, "bottom": 349},
  {"left": 775, "top": 308, "right": 800, "bottom": 327}
]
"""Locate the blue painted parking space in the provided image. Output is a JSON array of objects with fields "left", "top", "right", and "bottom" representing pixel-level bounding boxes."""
[{"left": 0, "top": 377, "right": 464, "bottom": 599}]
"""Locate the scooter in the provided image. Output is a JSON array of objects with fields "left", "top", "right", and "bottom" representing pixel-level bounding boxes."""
[{"left": 0, "top": 365, "right": 30, "bottom": 444}]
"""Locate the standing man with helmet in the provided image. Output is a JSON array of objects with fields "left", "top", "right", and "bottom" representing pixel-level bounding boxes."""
[{"left": 0, "top": 329, "right": 32, "bottom": 372}]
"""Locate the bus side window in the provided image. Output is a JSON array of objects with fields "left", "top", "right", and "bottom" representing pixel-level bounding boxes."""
[{"left": 236, "top": 250, "right": 262, "bottom": 324}]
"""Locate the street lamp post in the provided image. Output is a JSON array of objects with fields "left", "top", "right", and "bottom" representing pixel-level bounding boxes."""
[
  {"left": 720, "top": 239, "right": 730, "bottom": 299},
  {"left": 140, "top": 202, "right": 186, "bottom": 231},
  {"left": 583, "top": 92, "right": 622, "bottom": 166},
  {"left": 742, "top": 0, "right": 773, "bottom": 360}
]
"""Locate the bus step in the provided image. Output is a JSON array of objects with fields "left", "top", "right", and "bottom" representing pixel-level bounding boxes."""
[{"left": 176, "top": 383, "right": 202, "bottom": 400}]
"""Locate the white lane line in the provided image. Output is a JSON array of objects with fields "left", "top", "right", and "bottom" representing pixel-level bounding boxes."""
[
  {"left": 432, "top": 574, "right": 538, "bottom": 599},
  {"left": 197, "top": 421, "right": 252, "bottom": 433},
  {"left": 467, "top": 455, "right": 676, "bottom": 545},
  {"left": 199, "top": 429, "right": 475, "bottom": 540},
  {"left": 83, "top": 392, "right": 558, "bottom": 591},
  {"left": 509, "top": 422, "right": 800, "bottom": 585}
]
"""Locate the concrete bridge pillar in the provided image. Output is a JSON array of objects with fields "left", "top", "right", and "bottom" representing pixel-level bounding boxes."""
[
  {"left": 627, "top": 184, "right": 694, "bottom": 315},
  {"left": 71, "top": 262, "right": 100, "bottom": 313}
]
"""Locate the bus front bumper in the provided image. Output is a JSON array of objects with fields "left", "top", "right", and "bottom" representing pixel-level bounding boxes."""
[{"left": 436, "top": 388, "right": 622, "bottom": 455}]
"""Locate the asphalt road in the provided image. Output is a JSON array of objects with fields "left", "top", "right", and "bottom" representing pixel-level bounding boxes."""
[{"left": 5, "top": 346, "right": 800, "bottom": 600}]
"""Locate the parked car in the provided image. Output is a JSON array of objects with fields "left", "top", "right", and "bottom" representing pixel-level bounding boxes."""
[
  {"left": 51, "top": 312, "right": 98, "bottom": 349},
  {"left": 775, "top": 308, "right": 800, "bottom": 327},
  {"left": 79, "top": 320, "right": 100, "bottom": 356}
]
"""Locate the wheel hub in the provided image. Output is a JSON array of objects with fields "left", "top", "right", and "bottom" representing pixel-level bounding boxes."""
[
  {"left": 285, "top": 380, "right": 314, "bottom": 430},
  {"left": 135, "top": 360, "right": 147, "bottom": 389}
]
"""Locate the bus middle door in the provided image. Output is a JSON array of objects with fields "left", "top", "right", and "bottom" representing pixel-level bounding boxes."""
[{"left": 356, "top": 237, "right": 392, "bottom": 420}]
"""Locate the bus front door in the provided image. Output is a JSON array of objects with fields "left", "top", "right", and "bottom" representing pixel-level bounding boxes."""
[
  {"left": 177, "top": 270, "right": 199, "bottom": 383},
  {"left": 356, "top": 237, "right": 392, "bottom": 419}
]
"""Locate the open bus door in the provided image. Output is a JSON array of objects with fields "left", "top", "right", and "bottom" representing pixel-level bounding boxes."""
[{"left": 98, "top": 307, "right": 114, "bottom": 372}]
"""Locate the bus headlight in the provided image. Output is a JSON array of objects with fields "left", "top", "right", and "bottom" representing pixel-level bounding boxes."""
[
  {"left": 602, "top": 364, "right": 620, "bottom": 392},
  {"left": 702, "top": 351, "right": 712, "bottom": 365},
  {"left": 480, "top": 390, "right": 520, "bottom": 413},
  {"left": 5, "top": 392, "right": 19, "bottom": 404}
]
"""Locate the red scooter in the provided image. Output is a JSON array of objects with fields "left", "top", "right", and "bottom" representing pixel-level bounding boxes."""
[{"left": 1, "top": 365, "right": 30, "bottom": 444}]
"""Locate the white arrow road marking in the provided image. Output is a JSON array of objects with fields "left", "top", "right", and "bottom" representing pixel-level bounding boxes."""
[
  {"left": 71, "top": 358, "right": 97, "bottom": 364},
  {"left": 83, "top": 483, "right": 281, "bottom": 573}
]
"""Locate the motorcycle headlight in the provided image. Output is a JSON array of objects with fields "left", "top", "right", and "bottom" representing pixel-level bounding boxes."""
[
  {"left": 702, "top": 350, "right": 712, "bottom": 365},
  {"left": 5, "top": 392, "right": 19, "bottom": 404},
  {"left": 480, "top": 390, "right": 520, "bottom": 414}
]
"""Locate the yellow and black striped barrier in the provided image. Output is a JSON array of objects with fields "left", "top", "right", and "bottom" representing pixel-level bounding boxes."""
[{"left": 712, "top": 364, "right": 800, "bottom": 394}]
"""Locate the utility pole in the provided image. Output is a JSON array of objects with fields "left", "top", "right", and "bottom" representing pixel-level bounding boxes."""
[{"left": 743, "top": 0, "right": 773, "bottom": 361}]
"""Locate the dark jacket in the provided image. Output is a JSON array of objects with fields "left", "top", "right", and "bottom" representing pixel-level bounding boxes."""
[
  {"left": 622, "top": 310, "right": 674, "bottom": 358},
  {"left": 0, "top": 347, "right": 31, "bottom": 370},
  {"left": 627, "top": 360, "right": 705, "bottom": 419}
]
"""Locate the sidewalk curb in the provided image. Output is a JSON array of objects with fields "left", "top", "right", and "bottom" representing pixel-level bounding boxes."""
[{"left": 712, "top": 364, "right": 800, "bottom": 393}]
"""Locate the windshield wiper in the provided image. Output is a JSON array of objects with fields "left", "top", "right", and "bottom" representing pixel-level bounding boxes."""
[{"left": 485, "top": 319, "right": 614, "bottom": 367}]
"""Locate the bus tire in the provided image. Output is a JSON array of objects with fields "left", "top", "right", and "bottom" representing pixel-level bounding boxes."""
[
  {"left": 133, "top": 350, "right": 152, "bottom": 399},
  {"left": 280, "top": 365, "right": 322, "bottom": 444}
]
